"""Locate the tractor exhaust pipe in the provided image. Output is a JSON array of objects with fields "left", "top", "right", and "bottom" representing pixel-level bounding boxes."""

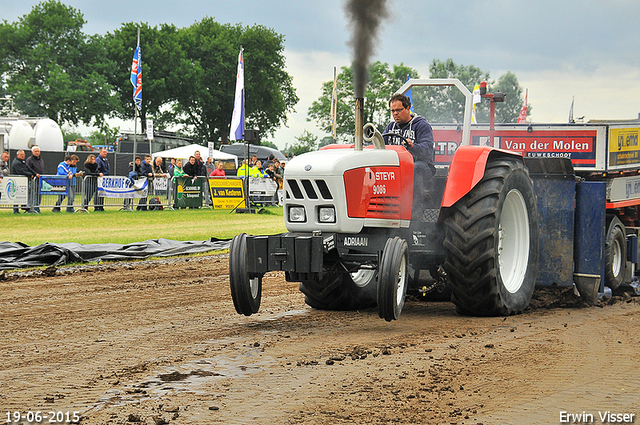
[{"left": 355, "top": 97, "right": 364, "bottom": 151}]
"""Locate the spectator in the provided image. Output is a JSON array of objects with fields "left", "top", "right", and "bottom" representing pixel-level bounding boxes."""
[
  {"left": 10, "top": 150, "right": 39, "bottom": 214},
  {"left": 193, "top": 151, "right": 205, "bottom": 175},
  {"left": 236, "top": 159, "right": 250, "bottom": 178},
  {"left": 95, "top": 148, "right": 110, "bottom": 211},
  {"left": 140, "top": 155, "right": 153, "bottom": 177},
  {"left": 0, "top": 151, "right": 6, "bottom": 196},
  {"left": 277, "top": 160, "right": 286, "bottom": 205},
  {"left": 264, "top": 162, "right": 278, "bottom": 182},
  {"left": 173, "top": 159, "right": 186, "bottom": 177},
  {"left": 124, "top": 156, "right": 141, "bottom": 210},
  {"left": 137, "top": 154, "right": 153, "bottom": 211},
  {"left": 264, "top": 162, "right": 280, "bottom": 205},
  {"left": 250, "top": 160, "right": 266, "bottom": 178},
  {"left": 167, "top": 158, "right": 176, "bottom": 176},
  {"left": 250, "top": 154, "right": 258, "bottom": 166},
  {"left": 152, "top": 156, "right": 166, "bottom": 177},
  {"left": 53, "top": 154, "right": 80, "bottom": 213},
  {"left": 210, "top": 161, "right": 226, "bottom": 177},
  {"left": 184, "top": 155, "right": 203, "bottom": 209},
  {"left": 128, "top": 156, "right": 142, "bottom": 181},
  {"left": 183, "top": 156, "right": 198, "bottom": 177},
  {"left": 272, "top": 159, "right": 283, "bottom": 180},
  {"left": 0, "top": 151, "right": 10, "bottom": 177},
  {"left": 26, "top": 146, "right": 44, "bottom": 213},
  {"left": 82, "top": 154, "right": 102, "bottom": 211},
  {"left": 205, "top": 157, "right": 214, "bottom": 176},
  {"left": 194, "top": 150, "right": 211, "bottom": 206},
  {"left": 263, "top": 154, "right": 275, "bottom": 170},
  {"left": 151, "top": 156, "right": 167, "bottom": 201},
  {"left": 172, "top": 159, "right": 186, "bottom": 209}
]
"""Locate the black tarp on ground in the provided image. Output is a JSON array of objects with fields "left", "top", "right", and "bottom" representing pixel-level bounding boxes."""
[{"left": 0, "top": 238, "right": 231, "bottom": 270}]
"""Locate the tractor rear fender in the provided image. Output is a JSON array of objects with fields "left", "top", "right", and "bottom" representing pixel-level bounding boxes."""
[{"left": 440, "top": 145, "right": 524, "bottom": 209}]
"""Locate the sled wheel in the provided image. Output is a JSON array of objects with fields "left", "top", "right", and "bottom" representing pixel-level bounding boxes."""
[
  {"left": 605, "top": 216, "right": 626, "bottom": 291},
  {"left": 299, "top": 267, "right": 377, "bottom": 311},
  {"left": 377, "top": 237, "right": 409, "bottom": 321},
  {"left": 229, "top": 233, "right": 262, "bottom": 316},
  {"left": 444, "top": 157, "right": 539, "bottom": 316}
]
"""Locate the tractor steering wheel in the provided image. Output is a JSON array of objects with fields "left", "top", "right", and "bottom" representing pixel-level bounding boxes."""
[{"left": 381, "top": 132, "right": 411, "bottom": 147}]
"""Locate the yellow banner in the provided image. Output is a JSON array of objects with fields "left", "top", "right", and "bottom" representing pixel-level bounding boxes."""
[
  {"left": 611, "top": 128, "right": 640, "bottom": 153},
  {"left": 610, "top": 127, "right": 640, "bottom": 167},
  {"left": 209, "top": 178, "right": 245, "bottom": 209}
]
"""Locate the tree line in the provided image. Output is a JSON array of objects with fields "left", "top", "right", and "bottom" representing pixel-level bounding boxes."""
[
  {"left": 0, "top": 0, "right": 298, "bottom": 148},
  {"left": 1, "top": 1, "right": 528, "bottom": 152},
  {"left": 306, "top": 59, "right": 530, "bottom": 146}
]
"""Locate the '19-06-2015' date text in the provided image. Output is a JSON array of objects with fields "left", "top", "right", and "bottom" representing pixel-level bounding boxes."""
[{"left": 6, "top": 411, "right": 81, "bottom": 424}]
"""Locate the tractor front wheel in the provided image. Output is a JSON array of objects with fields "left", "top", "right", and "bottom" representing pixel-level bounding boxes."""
[
  {"left": 377, "top": 237, "right": 409, "bottom": 321},
  {"left": 229, "top": 233, "right": 263, "bottom": 316}
]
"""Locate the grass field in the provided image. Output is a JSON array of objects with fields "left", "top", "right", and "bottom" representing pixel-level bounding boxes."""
[{"left": 0, "top": 206, "right": 287, "bottom": 246}]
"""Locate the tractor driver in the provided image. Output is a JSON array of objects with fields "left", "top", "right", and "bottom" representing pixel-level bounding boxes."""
[{"left": 383, "top": 93, "right": 436, "bottom": 220}]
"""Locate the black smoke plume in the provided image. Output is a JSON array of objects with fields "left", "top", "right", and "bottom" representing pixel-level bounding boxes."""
[{"left": 344, "top": 0, "right": 389, "bottom": 98}]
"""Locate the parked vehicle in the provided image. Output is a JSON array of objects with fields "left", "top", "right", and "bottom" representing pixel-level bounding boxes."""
[{"left": 66, "top": 139, "right": 93, "bottom": 152}]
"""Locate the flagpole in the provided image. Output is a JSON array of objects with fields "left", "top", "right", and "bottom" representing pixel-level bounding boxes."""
[
  {"left": 229, "top": 47, "right": 250, "bottom": 213},
  {"left": 240, "top": 47, "right": 250, "bottom": 213},
  {"left": 133, "top": 27, "right": 140, "bottom": 163},
  {"left": 331, "top": 67, "right": 337, "bottom": 141},
  {"left": 241, "top": 47, "right": 245, "bottom": 144}
]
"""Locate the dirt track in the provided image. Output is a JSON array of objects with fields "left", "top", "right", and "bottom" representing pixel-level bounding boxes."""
[{"left": 1, "top": 255, "right": 639, "bottom": 425}]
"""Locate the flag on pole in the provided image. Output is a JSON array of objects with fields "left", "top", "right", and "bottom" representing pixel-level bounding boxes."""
[
  {"left": 330, "top": 67, "right": 337, "bottom": 140},
  {"left": 471, "top": 83, "right": 481, "bottom": 124},
  {"left": 517, "top": 89, "right": 528, "bottom": 123},
  {"left": 230, "top": 48, "right": 245, "bottom": 141},
  {"left": 405, "top": 75, "right": 414, "bottom": 112},
  {"left": 130, "top": 42, "right": 142, "bottom": 111}
]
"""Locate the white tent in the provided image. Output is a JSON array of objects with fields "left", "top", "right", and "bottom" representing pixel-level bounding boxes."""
[{"left": 153, "top": 144, "right": 238, "bottom": 167}]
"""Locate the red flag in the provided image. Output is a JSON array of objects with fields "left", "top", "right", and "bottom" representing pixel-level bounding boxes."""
[{"left": 517, "top": 89, "right": 528, "bottom": 123}]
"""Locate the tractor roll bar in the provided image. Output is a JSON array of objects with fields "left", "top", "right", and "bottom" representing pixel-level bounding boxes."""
[{"left": 396, "top": 78, "right": 473, "bottom": 146}]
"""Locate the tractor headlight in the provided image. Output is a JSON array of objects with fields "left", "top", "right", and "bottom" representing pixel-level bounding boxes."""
[
  {"left": 288, "top": 206, "right": 306, "bottom": 222},
  {"left": 319, "top": 207, "right": 336, "bottom": 223}
]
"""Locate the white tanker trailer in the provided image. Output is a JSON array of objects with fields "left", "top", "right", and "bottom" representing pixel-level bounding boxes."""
[{"left": 1, "top": 117, "right": 64, "bottom": 152}]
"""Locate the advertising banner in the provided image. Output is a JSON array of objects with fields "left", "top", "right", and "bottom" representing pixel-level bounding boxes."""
[
  {"left": 248, "top": 177, "right": 278, "bottom": 196},
  {"left": 173, "top": 176, "right": 202, "bottom": 208},
  {"left": 0, "top": 176, "right": 29, "bottom": 205},
  {"left": 209, "top": 177, "right": 245, "bottom": 209},
  {"left": 151, "top": 176, "right": 168, "bottom": 192},
  {"left": 39, "top": 175, "right": 69, "bottom": 196},
  {"left": 432, "top": 126, "right": 604, "bottom": 170},
  {"left": 609, "top": 127, "right": 640, "bottom": 167},
  {"left": 489, "top": 130, "right": 598, "bottom": 168},
  {"left": 97, "top": 176, "right": 148, "bottom": 198}
]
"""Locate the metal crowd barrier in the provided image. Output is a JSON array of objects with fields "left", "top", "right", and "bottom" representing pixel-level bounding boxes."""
[
  {"left": 84, "top": 175, "right": 174, "bottom": 212},
  {"left": 1, "top": 174, "right": 281, "bottom": 212},
  {"left": 0, "top": 175, "right": 174, "bottom": 213}
]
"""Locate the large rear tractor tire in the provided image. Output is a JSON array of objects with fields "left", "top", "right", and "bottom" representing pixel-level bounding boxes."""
[
  {"left": 377, "top": 237, "right": 409, "bottom": 321},
  {"left": 299, "top": 267, "right": 377, "bottom": 311},
  {"left": 229, "top": 233, "right": 263, "bottom": 316},
  {"left": 444, "top": 158, "right": 539, "bottom": 316},
  {"left": 604, "top": 216, "right": 626, "bottom": 291}
]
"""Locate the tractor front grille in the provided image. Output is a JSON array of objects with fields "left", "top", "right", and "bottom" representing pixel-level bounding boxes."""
[{"left": 286, "top": 179, "right": 333, "bottom": 201}]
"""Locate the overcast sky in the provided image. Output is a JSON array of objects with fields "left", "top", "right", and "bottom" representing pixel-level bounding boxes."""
[{"left": 2, "top": 0, "right": 640, "bottom": 148}]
